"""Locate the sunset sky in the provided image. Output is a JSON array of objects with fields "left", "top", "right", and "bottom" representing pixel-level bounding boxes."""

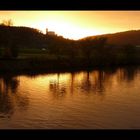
[{"left": 0, "top": 11, "right": 140, "bottom": 40}]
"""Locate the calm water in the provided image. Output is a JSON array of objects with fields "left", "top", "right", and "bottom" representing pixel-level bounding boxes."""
[{"left": 0, "top": 66, "right": 140, "bottom": 129}]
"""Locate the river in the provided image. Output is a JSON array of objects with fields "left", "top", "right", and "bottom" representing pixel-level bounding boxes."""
[{"left": 0, "top": 66, "right": 140, "bottom": 129}]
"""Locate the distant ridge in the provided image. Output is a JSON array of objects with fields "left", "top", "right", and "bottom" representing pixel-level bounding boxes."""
[
  {"left": 82, "top": 30, "right": 140, "bottom": 46},
  {"left": 1, "top": 25, "right": 140, "bottom": 47}
]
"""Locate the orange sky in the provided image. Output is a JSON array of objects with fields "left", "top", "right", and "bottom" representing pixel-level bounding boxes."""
[{"left": 0, "top": 11, "right": 140, "bottom": 40}]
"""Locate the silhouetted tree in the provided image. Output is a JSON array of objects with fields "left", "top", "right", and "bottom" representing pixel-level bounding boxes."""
[
  {"left": 0, "top": 19, "right": 13, "bottom": 26},
  {"left": 79, "top": 37, "right": 108, "bottom": 66}
]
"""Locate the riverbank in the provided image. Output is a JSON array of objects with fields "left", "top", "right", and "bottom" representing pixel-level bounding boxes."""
[{"left": 0, "top": 58, "right": 140, "bottom": 75}]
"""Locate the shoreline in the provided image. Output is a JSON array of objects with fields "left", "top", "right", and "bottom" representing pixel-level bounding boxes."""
[{"left": 0, "top": 58, "right": 140, "bottom": 76}]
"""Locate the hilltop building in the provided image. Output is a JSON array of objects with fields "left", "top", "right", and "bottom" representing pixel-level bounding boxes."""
[
  {"left": 46, "top": 28, "right": 48, "bottom": 34},
  {"left": 48, "top": 31, "right": 55, "bottom": 35},
  {"left": 46, "top": 28, "right": 56, "bottom": 36}
]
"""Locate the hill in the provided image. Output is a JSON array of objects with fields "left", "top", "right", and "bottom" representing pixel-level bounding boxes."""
[
  {"left": 0, "top": 25, "right": 74, "bottom": 49},
  {"left": 0, "top": 25, "right": 140, "bottom": 72},
  {"left": 1, "top": 25, "right": 140, "bottom": 49},
  {"left": 82, "top": 30, "right": 140, "bottom": 46}
]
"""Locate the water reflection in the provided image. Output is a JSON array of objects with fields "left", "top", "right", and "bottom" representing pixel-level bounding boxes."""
[
  {"left": 117, "top": 66, "right": 139, "bottom": 82},
  {"left": 70, "top": 72, "right": 76, "bottom": 95},
  {"left": 2, "top": 75, "right": 19, "bottom": 94},
  {"left": 47, "top": 66, "right": 140, "bottom": 98},
  {"left": 0, "top": 75, "right": 29, "bottom": 117},
  {"left": 76, "top": 70, "right": 116, "bottom": 95},
  {"left": 49, "top": 73, "right": 67, "bottom": 99},
  {"left": 0, "top": 66, "right": 139, "bottom": 120}
]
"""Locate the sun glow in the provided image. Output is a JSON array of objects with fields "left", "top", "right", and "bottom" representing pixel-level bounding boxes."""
[
  {"left": 34, "top": 20, "right": 102, "bottom": 40},
  {"left": 1, "top": 11, "right": 140, "bottom": 40}
]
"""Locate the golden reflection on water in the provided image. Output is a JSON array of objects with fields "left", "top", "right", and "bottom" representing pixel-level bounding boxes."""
[
  {"left": 0, "top": 66, "right": 140, "bottom": 128},
  {"left": 0, "top": 76, "right": 29, "bottom": 117}
]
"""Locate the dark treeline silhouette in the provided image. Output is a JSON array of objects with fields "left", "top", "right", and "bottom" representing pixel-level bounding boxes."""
[{"left": 0, "top": 24, "right": 140, "bottom": 72}]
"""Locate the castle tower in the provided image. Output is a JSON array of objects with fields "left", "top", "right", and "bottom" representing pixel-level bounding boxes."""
[{"left": 46, "top": 28, "right": 48, "bottom": 35}]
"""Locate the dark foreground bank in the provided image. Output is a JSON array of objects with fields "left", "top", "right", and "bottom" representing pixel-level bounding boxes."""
[{"left": 0, "top": 57, "right": 140, "bottom": 75}]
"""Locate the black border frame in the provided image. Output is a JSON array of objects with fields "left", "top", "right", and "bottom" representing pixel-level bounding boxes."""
[
  {"left": 0, "top": 0, "right": 140, "bottom": 139},
  {"left": 0, "top": 0, "right": 140, "bottom": 10}
]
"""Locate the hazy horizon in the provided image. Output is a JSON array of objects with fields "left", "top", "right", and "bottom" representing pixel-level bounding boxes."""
[
  {"left": 2, "top": 24, "right": 139, "bottom": 40},
  {"left": 0, "top": 11, "right": 140, "bottom": 39}
]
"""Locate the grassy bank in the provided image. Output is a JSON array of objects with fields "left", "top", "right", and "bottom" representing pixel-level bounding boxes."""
[{"left": 1, "top": 44, "right": 140, "bottom": 74}]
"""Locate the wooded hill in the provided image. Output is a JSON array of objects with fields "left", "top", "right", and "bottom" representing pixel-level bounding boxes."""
[
  {"left": 0, "top": 25, "right": 74, "bottom": 49},
  {"left": 0, "top": 25, "right": 140, "bottom": 72},
  {"left": 1, "top": 25, "right": 140, "bottom": 49},
  {"left": 83, "top": 30, "right": 140, "bottom": 46}
]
